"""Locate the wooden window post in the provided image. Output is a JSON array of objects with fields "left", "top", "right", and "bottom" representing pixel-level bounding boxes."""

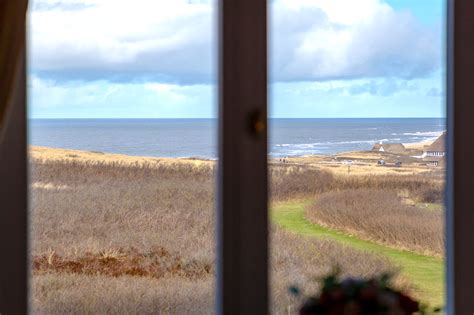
[
  {"left": 217, "top": 0, "right": 268, "bottom": 313},
  {"left": 446, "top": 0, "right": 474, "bottom": 313}
]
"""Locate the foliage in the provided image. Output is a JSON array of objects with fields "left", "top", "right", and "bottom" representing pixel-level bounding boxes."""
[{"left": 292, "top": 272, "right": 441, "bottom": 315}]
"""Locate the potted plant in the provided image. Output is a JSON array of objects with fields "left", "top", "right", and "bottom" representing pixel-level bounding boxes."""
[{"left": 290, "top": 272, "right": 441, "bottom": 315}]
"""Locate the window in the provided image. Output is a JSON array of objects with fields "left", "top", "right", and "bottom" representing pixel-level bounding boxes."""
[
  {"left": 269, "top": 0, "right": 447, "bottom": 311},
  {"left": 2, "top": 0, "right": 474, "bottom": 314},
  {"left": 28, "top": 1, "right": 217, "bottom": 313}
]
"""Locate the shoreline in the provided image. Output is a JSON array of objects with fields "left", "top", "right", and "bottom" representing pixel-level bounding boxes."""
[
  {"left": 30, "top": 136, "right": 435, "bottom": 163},
  {"left": 30, "top": 137, "right": 441, "bottom": 176}
]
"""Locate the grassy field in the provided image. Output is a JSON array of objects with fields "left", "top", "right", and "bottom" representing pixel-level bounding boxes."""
[
  {"left": 272, "top": 201, "right": 444, "bottom": 307},
  {"left": 306, "top": 189, "right": 444, "bottom": 255},
  {"left": 30, "top": 146, "right": 404, "bottom": 314}
]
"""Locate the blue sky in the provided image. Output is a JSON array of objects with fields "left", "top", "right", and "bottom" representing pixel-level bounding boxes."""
[
  {"left": 28, "top": 0, "right": 446, "bottom": 118},
  {"left": 386, "top": 0, "right": 444, "bottom": 26}
]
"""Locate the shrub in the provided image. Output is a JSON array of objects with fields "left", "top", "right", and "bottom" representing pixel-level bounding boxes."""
[{"left": 305, "top": 189, "right": 444, "bottom": 255}]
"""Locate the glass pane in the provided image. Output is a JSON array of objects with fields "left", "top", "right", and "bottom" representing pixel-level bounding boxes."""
[
  {"left": 269, "top": 0, "right": 446, "bottom": 313},
  {"left": 28, "top": 1, "right": 217, "bottom": 313}
]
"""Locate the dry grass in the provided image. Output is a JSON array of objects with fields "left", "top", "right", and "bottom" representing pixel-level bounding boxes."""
[
  {"left": 30, "top": 145, "right": 214, "bottom": 168},
  {"left": 330, "top": 174, "right": 445, "bottom": 204},
  {"left": 30, "top": 159, "right": 215, "bottom": 259},
  {"left": 32, "top": 274, "right": 214, "bottom": 315},
  {"left": 271, "top": 161, "right": 444, "bottom": 204},
  {"left": 270, "top": 164, "right": 333, "bottom": 200},
  {"left": 29, "top": 148, "right": 403, "bottom": 314},
  {"left": 305, "top": 189, "right": 444, "bottom": 256}
]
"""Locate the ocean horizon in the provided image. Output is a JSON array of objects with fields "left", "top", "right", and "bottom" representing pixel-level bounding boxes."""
[{"left": 29, "top": 118, "right": 446, "bottom": 159}]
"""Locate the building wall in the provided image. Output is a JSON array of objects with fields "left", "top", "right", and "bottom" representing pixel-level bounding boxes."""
[{"left": 427, "top": 151, "right": 446, "bottom": 157}]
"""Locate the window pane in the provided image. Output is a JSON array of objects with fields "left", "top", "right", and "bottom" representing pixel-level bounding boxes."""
[
  {"left": 28, "top": 1, "right": 217, "bottom": 313},
  {"left": 269, "top": 0, "right": 446, "bottom": 313}
]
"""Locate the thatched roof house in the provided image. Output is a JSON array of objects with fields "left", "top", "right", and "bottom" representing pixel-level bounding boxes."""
[
  {"left": 423, "top": 132, "right": 446, "bottom": 157},
  {"left": 372, "top": 143, "right": 406, "bottom": 154}
]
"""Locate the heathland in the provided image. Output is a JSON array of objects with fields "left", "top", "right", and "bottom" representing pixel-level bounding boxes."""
[{"left": 30, "top": 145, "right": 445, "bottom": 313}]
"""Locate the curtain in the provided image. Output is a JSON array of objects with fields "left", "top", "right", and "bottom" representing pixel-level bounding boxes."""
[
  {"left": 0, "top": 0, "right": 28, "bottom": 128},
  {"left": 0, "top": 1, "right": 28, "bottom": 314}
]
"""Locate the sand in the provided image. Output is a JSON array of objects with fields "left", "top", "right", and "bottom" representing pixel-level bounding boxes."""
[
  {"left": 30, "top": 146, "right": 215, "bottom": 168},
  {"left": 31, "top": 137, "right": 439, "bottom": 177}
]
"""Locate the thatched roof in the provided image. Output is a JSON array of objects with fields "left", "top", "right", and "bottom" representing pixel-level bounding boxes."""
[
  {"left": 372, "top": 143, "right": 406, "bottom": 153},
  {"left": 427, "top": 132, "right": 446, "bottom": 152},
  {"left": 423, "top": 156, "right": 445, "bottom": 162}
]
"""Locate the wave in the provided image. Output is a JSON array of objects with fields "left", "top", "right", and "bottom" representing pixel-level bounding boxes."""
[
  {"left": 282, "top": 149, "right": 319, "bottom": 156},
  {"left": 273, "top": 138, "right": 403, "bottom": 149},
  {"left": 269, "top": 150, "right": 320, "bottom": 157},
  {"left": 403, "top": 131, "right": 444, "bottom": 137},
  {"left": 390, "top": 130, "right": 444, "bottom": 137},
  {"left": 271, "top": 130, "right": 445, "bottom": 157}
]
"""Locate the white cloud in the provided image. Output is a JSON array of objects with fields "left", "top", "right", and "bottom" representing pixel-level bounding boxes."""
[
  {"left": 29, "top": 0, "right": 441, "bottom": 83},
  {"left": 29, "top": 0, "right": 216, "bottom": 83},
  {"left": 271, "top": 0, "right": 441, "bottom": 81},
  {"left": 28, "top": 76, "right": 215, "bottom": 118},
  {"left": 270, "top": 76, "right": 445, "bottom": 118}
]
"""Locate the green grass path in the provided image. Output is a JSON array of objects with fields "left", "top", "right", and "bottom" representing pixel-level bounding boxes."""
[{"left": 271, "top": 200, "right": 444, "bottom": 306}]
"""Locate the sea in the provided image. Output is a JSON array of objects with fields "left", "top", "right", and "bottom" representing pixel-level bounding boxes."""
[{"left": 29, "top": 118, "right": 446, "bottom": 159}]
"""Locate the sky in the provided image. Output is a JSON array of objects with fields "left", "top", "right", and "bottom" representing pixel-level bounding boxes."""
[{"left": 28, "top": 0, "right": 446, "bottom": 119}]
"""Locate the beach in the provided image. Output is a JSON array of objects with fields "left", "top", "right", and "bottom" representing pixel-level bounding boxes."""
[{"left": 31, "top": 135, "right": 437, "bottom": 175}]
